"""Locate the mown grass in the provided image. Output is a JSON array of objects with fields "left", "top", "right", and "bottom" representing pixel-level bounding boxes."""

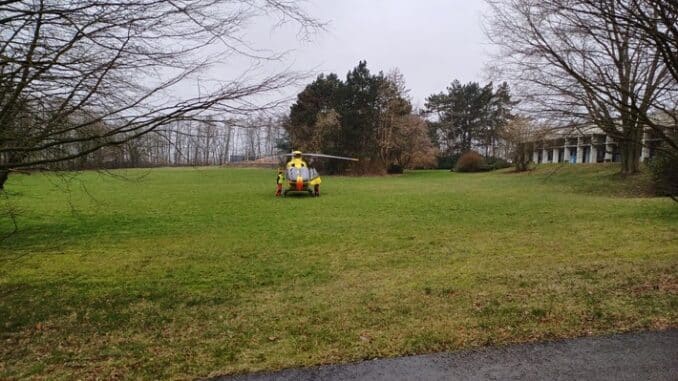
[{"left": 0, "top": 164, "right": 676, "bottom": 380}]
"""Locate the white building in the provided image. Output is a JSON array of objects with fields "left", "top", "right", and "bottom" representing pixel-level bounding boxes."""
[{"left": 528, "top": 126, "right": 661, "bottom": 164}]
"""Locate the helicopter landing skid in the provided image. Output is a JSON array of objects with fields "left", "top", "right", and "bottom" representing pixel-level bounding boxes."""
[{"left": 283, "top": 189, "right": 317, "bottom": 197}]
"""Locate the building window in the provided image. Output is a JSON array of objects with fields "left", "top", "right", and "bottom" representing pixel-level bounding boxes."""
[
  {"left": 612, "top": 145, "right": 621, "bottom": 162},
  {"left": 596, "top": 145, "right": 605, "bottom": 162},
  {"left": 648, "top": 140, "right": 659, "bottom": 160},
  {"left": 569, "top": 147, "right": 577, "bottom": 164}
]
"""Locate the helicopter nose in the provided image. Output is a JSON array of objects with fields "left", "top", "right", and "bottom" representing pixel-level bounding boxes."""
[{"left": 295, "top": 176, "right": 303, "bottom": 191}]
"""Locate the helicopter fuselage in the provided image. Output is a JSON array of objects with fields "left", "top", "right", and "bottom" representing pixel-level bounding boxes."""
[
  {"left": 277, "top": 151, "right": 355, "bottom": 197},
  {"left": 285, "top": 157, "right": 321, "bottom": 193}
]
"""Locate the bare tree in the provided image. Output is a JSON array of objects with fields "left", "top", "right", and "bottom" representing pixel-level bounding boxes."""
[
  {"left": 222, "top": 121, "right": 233, "bottom": 164},
  {"left": 588, "top": 1, "right": 678, "bottom": 155},
  {"left": 311, "top": 109, "right": 341, "bottom": 152},
  {"left": 614, "top": 1, "right": 678, "bottom": 84},
  {"left": 501, "top": 116, "right": 544, "bottom": 171},
  {"left": 485, "top": 0, "right": 677, "bottom": 174},
  {"left": 371, "top": 70, "right": 437, "bottom": 172},
  {"left": 386, "top": 114, "right": 437, "bottom": 170},
  {"left": 0, "top": 0, "right": 321, "bottom": 188}
]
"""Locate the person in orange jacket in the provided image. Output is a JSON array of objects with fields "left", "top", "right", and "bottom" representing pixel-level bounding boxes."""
[{"left": 275, "top": 169, "right": 285, "bottom": 197}]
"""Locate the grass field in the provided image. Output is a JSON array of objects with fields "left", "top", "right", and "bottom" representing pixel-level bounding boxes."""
[{"left": 1, "top": 164, "right": 676, "bottom": 379}]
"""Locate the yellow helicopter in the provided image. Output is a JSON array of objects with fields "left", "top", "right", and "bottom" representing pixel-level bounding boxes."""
[{"left": 280, "top": 150, "right": 358, "bottom": 197}]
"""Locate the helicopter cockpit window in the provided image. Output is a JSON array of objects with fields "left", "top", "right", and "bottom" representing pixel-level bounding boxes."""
[
  {"left": 287, "top": 167, "right": 299, "bottom": 180},
  {"left": 287, "top": 167, "right": 310, "bottom": 181},
  {"left": 299, "top": 167, "right": 310, "bottom": 180}
]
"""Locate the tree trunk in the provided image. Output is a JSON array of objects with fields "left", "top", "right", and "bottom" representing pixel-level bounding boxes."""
[
  {"left": 620, "top": 143, "right": 641, "bottom": 174},
  {"left": 0, "top": 170, "right": 8, "bottom": 189},
  {"left": 619, "top": 124, "right": 643, "bottom": 175}
]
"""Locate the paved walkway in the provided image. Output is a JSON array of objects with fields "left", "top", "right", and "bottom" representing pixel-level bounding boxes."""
[{"left": 214, "top": 329, "right": 678, "bottom": 381}]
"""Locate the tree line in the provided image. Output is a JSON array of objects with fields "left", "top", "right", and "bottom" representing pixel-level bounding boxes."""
[
  {"left": 285, "top": 62, "right": 435, "bottom": 174},
  {"left": 424, "top": 80, "right": 515, "bottom": 167},
  {"left": 60, "top": 116, "right": 287, "bottom": 170},
  {"left": 45, "top": 58, "right": 518, "bottom": 175},
  {"left": 285, "top": 61, "right": 517, "bottom": 173}
]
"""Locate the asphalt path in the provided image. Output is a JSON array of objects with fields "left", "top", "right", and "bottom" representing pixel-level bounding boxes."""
[{"left": 213, "top": 329, "right": 678, "bottom": 381}]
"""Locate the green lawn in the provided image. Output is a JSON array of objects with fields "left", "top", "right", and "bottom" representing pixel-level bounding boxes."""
[{"left": 0, "top": 165, "right": 676, "bottom": 379}]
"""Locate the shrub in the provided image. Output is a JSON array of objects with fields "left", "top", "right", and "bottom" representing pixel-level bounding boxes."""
[
  {"left": 486, "top": 157, "right": 511, "bottom": 170},
  {"left": 436, "top": 154, "right": 461, "bottom": 169},
  {"left": 454, "top": 151, "right": 489, "bottom": 172},
  {"left": 647, "top": 149, "right": 678, "bottom": 200}
]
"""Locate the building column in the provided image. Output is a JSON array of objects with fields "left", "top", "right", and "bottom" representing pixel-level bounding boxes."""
[
  {"left": 552, "top": 147, "right": 559, "bottom": 163},
  {"left": 533, "top": 148, "right": 539, "bottom": 163},
  {"left": 564, "top": 143, "right": 571, "bottom": 163},
  {"left": 542, "top": 148, "right": 550, "bottom": 163},
  {"left": 604, "top": 135, "right": 613, "bottom": 161},
  {"left": 576, "top": 137, "right": 584, "bottom": 163},
  {"left": 590, "top": 143, "right": 598, "bottom": 163}
]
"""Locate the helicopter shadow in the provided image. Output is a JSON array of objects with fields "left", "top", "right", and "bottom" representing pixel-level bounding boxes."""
[{"left": 264, "top": 189, "right": 329, "bottom": 199}]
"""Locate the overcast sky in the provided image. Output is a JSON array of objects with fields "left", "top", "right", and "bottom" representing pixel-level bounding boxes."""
[
  {"left": 201, "top": 0, "right": 493, "bottom": 110},
  {"left": 300, "top": 0, "right": 492, "bottom": 105}
]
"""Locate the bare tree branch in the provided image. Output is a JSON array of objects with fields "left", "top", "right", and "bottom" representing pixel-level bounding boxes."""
[{"left": 0, "top": 0, "right": 321, "bottom": 187}]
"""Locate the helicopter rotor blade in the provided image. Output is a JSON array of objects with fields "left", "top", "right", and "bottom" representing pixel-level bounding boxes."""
[
  {"left": 260, "top": 153, "right": 287, "bottom": 159},
  {"left": 300, "top": 153, "right": 359, "bottom": 161}
]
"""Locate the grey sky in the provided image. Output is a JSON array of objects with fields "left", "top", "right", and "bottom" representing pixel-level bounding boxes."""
[
  {"left": 296, "top": 0, "right": 492, "bottom": 106},
  {"left": 200, "top": 1, "right": 492, "bottom": 110}
]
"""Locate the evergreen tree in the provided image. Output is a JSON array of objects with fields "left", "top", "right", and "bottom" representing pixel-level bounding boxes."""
[
  {"left": 425, "top": 81, "right": 514, "bottom": 158},
  {"left": 286, "top": 61, "right": 432, "bottom": 173}
]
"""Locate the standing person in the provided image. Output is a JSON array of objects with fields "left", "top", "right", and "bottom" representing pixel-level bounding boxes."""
[{"left": 275, "top": 169, "right": 285, "bottom": 197}]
